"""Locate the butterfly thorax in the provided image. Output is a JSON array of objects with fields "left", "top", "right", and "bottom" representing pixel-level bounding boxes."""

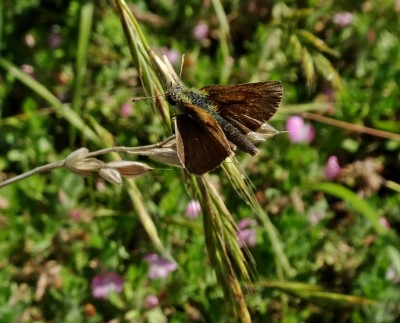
[{"left": 165, "top": 85, "right": 215, "bottom": 114}]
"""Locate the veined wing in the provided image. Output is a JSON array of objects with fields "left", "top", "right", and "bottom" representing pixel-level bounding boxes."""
[
  {"left": 201, "top": 81, "right": 283, "bottom": 133},
  {"left": 175, "top": 102, "right": 233, "bottom": 175}
]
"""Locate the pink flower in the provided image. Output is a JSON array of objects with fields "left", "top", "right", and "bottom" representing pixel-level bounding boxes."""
[
  {"left": 21, "top": 64, "right": 35, "bottom": 77},
  {"left": 193, "top": 21, "right": 209, "bottom": 40},
  {"left": 309, "top": 210, "right": 325, "bottom": 226},
  {"left": 286, "top": 116, "right": 315, "bottom": 143},
  {"left": 119, "top": 102, "right": 132, "bottom": 118},
  {"left": 69, "top": 208, "right": 83, "bottom": 221},
  {"left": 145, "top": 295, "right": 159, "bottom": 309},
  {"left": 323, "top": 155, "right": 341, "bottom": 180},
  {"left": 160, "top": 47, "right": 180, "bottom": 65},
  {"left": 386, "top": 267, "right": 400, "bottom": 283},
  {"left": 236, "top": 219, "right": 257, "bottom": 248},
  {"left": 47, "top": 30, "right": 64, "bottom": 48},
  {"left": 332, "top": 12, "right": 353, "bottom": 27},
  {"left": 91, "top": 272, "right": 124, "bottom": 299},
  {"left": 379, "top": 217, "right": 390, "bottom": 230},
  {"left": 185, "top": 200, "right": 201, "bottom": 219},
  {"left": 145, "top": 254, "right": 177, "bottom": 279}
]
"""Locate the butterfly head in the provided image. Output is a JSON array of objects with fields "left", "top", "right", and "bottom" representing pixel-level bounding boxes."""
[{"left": 165, "top": 84, "right": 184, "bottom": 106}]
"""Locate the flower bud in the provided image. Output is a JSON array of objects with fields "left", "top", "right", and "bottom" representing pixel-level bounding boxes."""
[
  {"left": 247, "top": 123, "right": 279, "bottom": 143},
  {"left": 99, "top": 167, "right": 123, "bottom": 185},
  {"left": 105, "top": 161, "right": 152, "bottom": 179},
  {"left": 64, "top": 148, "right": 104, "bottom": 176},
  {"left": 148, "top": 148, "right": 182, "bottom": 167}
]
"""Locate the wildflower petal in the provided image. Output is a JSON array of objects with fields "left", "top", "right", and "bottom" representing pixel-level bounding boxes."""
[
  {"left": 119, "top": 102, "right": 132, "bottom": 118},
  {"left": 323, "top": 155, "right": 341, "bottom": 180},
  {"left": 379, "top": 217, "right": 390, "bottom": 230},
  {"left": 236, "top": 218, "right": 257, "bottom": 248},
  {"left": 145, "top": 254, "right": 177, "bottom": 279},
  {"left": 91, "top": 272, "right": 124, "bottom": 299},
  {"left": 286, "top": 116, "right": 315, "bottom": 143},
  {"left": 185, "top": 200, "right": 201, "bottom": 219},
  {"left": 145, "top": 295, "right": 159, "bottom": 309},
  {"left": 333, "top": 12, "right": 353, "bottom": 27},
  {"left": 309, "top": 210, "right": 325, "bottom": 226},
  {"left": 193, "top": 21, "right": 209, "bottom": 40}
]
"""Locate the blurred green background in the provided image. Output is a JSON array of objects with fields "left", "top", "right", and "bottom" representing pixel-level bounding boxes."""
[{"left": 0, "top": 0, "right": 399, "bottom": 322}]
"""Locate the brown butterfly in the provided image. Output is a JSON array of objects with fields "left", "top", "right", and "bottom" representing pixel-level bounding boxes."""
[{"left": 165, "top": 81, "right": 283, "bottom": 175}]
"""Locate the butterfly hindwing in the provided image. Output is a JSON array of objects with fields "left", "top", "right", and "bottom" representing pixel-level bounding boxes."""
[
  {"left": 175, "top": 102, "right": 233, "bottom": 175},
  {"left": 201, "top": 81, "right": 283, "bottom": 133}
]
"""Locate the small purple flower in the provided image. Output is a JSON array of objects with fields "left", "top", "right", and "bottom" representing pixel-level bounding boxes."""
[
  {"left": 91, "top": 272, "right": 124, "bottom": 299},
  {"left": 21, "top": 64, "right": 35, "bottom": 77},
  {"left": 69, "top": 208, "right": 83, "bottom": 221},
  {"left": 119, "top": 102, "right": 132, "bottom": 118},
  {"left": 145, "top": 295, "right": 159, "bottom": 309},
  {"left": 379, "top": 217, "right": 390, "bottom": 230},
  {"left": 286, "top": 116, "right": 315, "bottom": 144},
  {"left": 185, "top": 200, "right": 201, "bottom": 219},
  {"left": 309, "top": 210, "right": 325, "bottom": 226},
  {"left": 323, "top": 155, "right": 341, "bottom": 180},
  {"left": 236, "top": 219, "right": 257, "bottom": 248},
  {"left": 332, "top": 12, "right": 353, "bottom": 27},
  {"left": 386, "top": 267, "right": 400, "bottom": 283},
  {"left": 160, "top": 47, "right": 180, "bottom": 65},
  {"left": 193, "top": 21, "right": 209, "bottom": 40},
  {"left": 47, "top": 30, "right": 64, "bottom": 48},
  {"left": 145, "top": 254, "right": 177, "bottom": 279}
]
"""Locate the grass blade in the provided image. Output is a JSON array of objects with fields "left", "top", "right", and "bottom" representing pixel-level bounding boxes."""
[
  {"left": 70, "top": 1, "right": 94, "bottom": 144},
  {"left": 0, "top": 57, "right": 101, "bottom": 145}
]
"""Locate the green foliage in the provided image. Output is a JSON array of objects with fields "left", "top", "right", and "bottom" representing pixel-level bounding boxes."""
[{"left": 1, "top": 0, "right": 399, "bottom": 322}]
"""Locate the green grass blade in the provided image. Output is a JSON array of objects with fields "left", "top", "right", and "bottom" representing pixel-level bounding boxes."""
[
  {"left": 114, "top": 0, "right": 174, "bottom": 261},
  {"left": 259, "top": 280, "right": 376, "bottom": 307},
  {"left": 308, "top": 182, "right": 385, "bottom": 234},
  {"left": 70, "top": 1, "right": 94, "bottom": 144},
  {"left": 223, "top": 159, "right": 296, "bottom": 278},
  {"left": 0, "top": 57, "right": 101, "bottom": 145},
  {"left": 308, "top": 182, "right": 400, "bottom": 273}
]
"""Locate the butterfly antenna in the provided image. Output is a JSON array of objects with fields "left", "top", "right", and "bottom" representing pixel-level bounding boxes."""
[{"left": 132, "top": 93, "right": 164, "bottom": 102}]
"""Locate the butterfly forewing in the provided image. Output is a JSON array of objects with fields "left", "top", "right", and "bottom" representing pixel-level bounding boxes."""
[
  {"left": 175, "top": 103, "right": 233, "bottom": 175},
  {"left": 201, "top": 81, "right": 283, "bottom": 133}
]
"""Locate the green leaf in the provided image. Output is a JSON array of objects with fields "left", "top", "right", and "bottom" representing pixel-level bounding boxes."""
[{"left": 308, "top": 182, "right": 385, "bottom": 234}]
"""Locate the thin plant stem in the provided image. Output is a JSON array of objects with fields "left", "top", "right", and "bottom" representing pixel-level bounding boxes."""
[
  {"left": 383, "top": 179, "right": 400, "bottom": 194},
  {"left": 0, "top": 161, "right": 64, "bottom": 188},
  {"left": 303, "top": 111, "right": 400, "bottom": 141},
  {"left": 0, "top": 137, "right": 175, "bottom": 189}
]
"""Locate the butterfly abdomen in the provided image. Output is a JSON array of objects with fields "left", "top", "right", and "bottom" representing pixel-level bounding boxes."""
[{"left": 214, "top": 114, "right": 259, "bottom": 155}]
